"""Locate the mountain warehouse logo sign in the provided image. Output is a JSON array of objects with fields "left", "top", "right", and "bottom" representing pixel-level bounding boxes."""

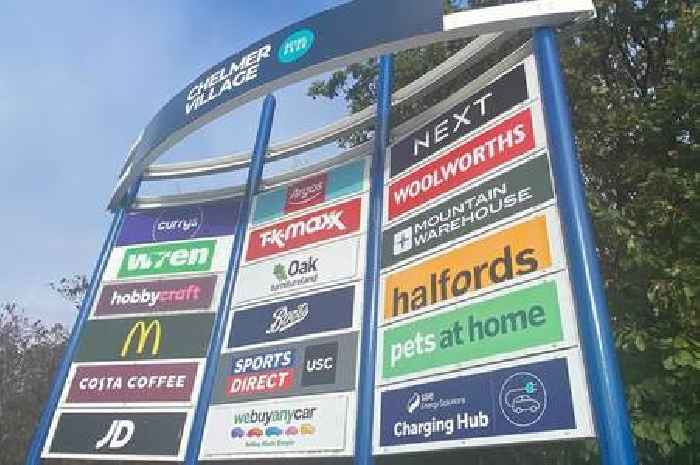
[
  {"left": 383, "top": 214, "right": 556, "bottom": 322},
  {"left": 381, "top": 280, "right": 564, "bottom": 381},
  {"left": 118, "top": 240, "right": 216, "bottom": 278},
  {"left": 228, "top": 286, "right": 355, "bottom": 348},
  {"left": 382, "top": 154, "right": 554, "bottom": 268},
  {"left": 246, "top": 197, "right": 362, "bottom": 261},
  {"left": 94, "top": 275, "right": 218, "bottom": 317},
  {"left": 387, "top": 107, "right": 539, "bottom": 221}
]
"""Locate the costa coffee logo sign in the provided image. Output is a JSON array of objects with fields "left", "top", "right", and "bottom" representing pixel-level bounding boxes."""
[
  {"left": 285, "top": 173, "right": 328, "bottom": 213},
  {"left": 387, "top": 107, "right": 537, "bottom": 221},
  {"left": 94, "top": 276, "right": 217, "bottom": 317},
  {"left": 246, "top": 197, "right": 362, "bottom": 261}
]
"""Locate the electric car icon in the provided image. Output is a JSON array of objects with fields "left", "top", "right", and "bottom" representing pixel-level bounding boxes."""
[
  {"left": 265, "top": 426, "right": 283, "bottom": 437},
  {"left": 230, "top": 427, "right": 245, "bottom": 439},
  {"left": 285, "top": 426, "right": 299, "bottom": 436},
  {"left": 247, "top": 427, "right": 264, "bottom": 438},
  {"left": 504, "top": 382, "right": 542, "bottom": 415}
]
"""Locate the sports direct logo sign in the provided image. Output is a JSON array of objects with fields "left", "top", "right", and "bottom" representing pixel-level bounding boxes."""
[
  {"left": 94, "top": 276, "right": 217, "bottom": 317},
  {"left": 387, "top": 107, "right": 538, "bottom": 221},
  {"left": 246, "top": 197, "right": 362, "bottom": 261}
]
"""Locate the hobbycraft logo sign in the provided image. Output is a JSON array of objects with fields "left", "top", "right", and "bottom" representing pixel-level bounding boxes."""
[
  {"left": 285, "top": 173, "right": 327, "bottom": 214},
  {"left": 383, "top": 214, "right": 555, "bottom": 322},
  {"left": 381, "top": 280, "right": 564, "bottom": 381},
  {"left": 246, "top": 197, "right": 362, "bottom": 261},
  {"left": 65, "top": 362, "right": 199, "bottom": 404},
  {"left": 94, "top": 276, "right": 217, "bottom": 317},
  {"left": 387, "top": 107, "right": 538, "bottom": 221},
  {"left": 378, "top": 357, "right": 580, "bottom": 450},
  {"left": 118, "top": 240, "right": 216, "bottom": 278}
]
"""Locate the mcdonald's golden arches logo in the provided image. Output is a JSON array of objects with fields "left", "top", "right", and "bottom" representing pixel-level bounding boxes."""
[{"left": 120, "top": 320, "right": 162, "bottom": 357}]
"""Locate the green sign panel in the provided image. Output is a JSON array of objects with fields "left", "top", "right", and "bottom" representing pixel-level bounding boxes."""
[
  {"left": 74, "top": 313, "right": 215, "bottom": 362},
  {"left": 118, "top": 239, "right": 216, "bottom": 278},
  {"left": 382, "top": 280, "right": 564, "bottom": 380}
]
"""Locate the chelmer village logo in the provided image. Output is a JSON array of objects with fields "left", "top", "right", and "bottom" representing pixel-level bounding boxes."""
[{"left": 247, "top": 198, "right": 361, "bottom": 261}]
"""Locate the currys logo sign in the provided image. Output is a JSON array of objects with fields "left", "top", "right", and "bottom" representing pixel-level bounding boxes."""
[
  {"left": 378, "top": 356, "right": 584, "bottom": 451},
  {"left": 246, "top": 197, "right": 362, "bottom": 261},
  {"left": 116, "top": 197, "right": 241, "bottom": 246},
  {"left": 228, "top": 285, "right": 355, "bottom": 349}
]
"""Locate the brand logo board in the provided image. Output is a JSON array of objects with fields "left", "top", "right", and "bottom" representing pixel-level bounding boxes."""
[
  {"left": 390, "top": 62, "right": 530, "bottom": 178},
  {"left": 377, "top": 356, "right": 586, "bottom": 451},
  {"left": 44, "top": 411, "right": 188, "bottom": 459},
  {"left": 253, "top": 158, "right": 367, "bottom": 224},
  {"left": 387, "top": 106, "right": 540, "bottom": 221},
  {"left": 381, "top": 280, "right": 564, "bottom": 381},
  {"left": 64, "top": 362, "right": 200, "bottom": 404},
  {"left": 214, "top": 332, "right": 357, "bottom": 403},
  {"left": 116, "top": 197, "right": 241, "bottom": 246},
  {"left": 246, "top": 197, "right": 362, "bottom": 261},
  {"left": 234, "top": 235, "right": 361, "bottom": 304},
  {"left": 383, "top": 154, "right": 554, "bottom": 268},
  {"left": 228, "top": 285, "right": 355, "bottom": 348},
  {"left": 93, "top": 275, "right": 218, "bottom": 317},
  {"left": 201, "top": 394, "right": 350, "bottom": 457},
  {"left": 382, "top": 213, "right": 557, "bottom": 322},
  {"left": 117, "top": 239, "right": 216, "bottom": 278},
  {"left": 74, "top": 313, "right": 215, "bottom": 362}
]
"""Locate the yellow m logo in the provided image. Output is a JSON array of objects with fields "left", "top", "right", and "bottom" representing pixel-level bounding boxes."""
[{"left": 120, "top": 320, "right": 161, "bottom": 357}]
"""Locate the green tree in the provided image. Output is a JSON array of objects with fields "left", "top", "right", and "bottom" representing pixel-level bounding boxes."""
[{"left": 309, "top": 2, "right": 699, "bottom": 464}]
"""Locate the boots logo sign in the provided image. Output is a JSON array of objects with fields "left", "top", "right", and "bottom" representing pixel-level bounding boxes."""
[{"left": 246, "top": 197, "right": 362, "bottom": 261}]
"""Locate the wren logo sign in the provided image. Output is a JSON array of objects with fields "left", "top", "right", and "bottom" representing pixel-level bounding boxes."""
[
  {"left": 246, "top": 197, "right": 362, "bottom": 261},
  {"left": 383, "top": 215, "right": 555, "bottom": 322},
  {"left": 118, "top": 240, "right": 215, "bottom": 278}
]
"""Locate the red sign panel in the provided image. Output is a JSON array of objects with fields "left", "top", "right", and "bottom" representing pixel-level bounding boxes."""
[
  {"left": 65, "top": 362, "right": 199, "bottom": 404},
  {"left": 226, "top": 369, "right": 295, "bottom": 397},
  {"left": 246, "top": 197, "right": 362, "bottom": 261},
  {"left": 387, "top": 107, "right": 536, "bottom": 221},
  {"left": 285, "top": 173, "right": 328, "bottom": 214}
]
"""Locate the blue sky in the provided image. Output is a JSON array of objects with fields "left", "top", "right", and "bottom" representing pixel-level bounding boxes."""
[{"left": 0, "top": 1, "right": 352, "bottom": 326}]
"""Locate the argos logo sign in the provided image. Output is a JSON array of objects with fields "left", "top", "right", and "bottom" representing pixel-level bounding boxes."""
[
  {"left": 246, "top": 197, "right": 362, "bottom": 261},
  {"left": 285, "top": 173, "right": 327, "bottom": 213}
]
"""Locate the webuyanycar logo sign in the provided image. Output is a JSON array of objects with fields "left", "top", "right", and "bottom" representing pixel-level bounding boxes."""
[
  {"left": 115, "top": 240, "right": 216, "bottom": 278},
  {"left": 43, "top": 410, "right": 188, "bottom": 460},
  {"left": 246, "top": 197, "right": 362, "bottom": 261},
  {"left": 201, "top": 393, "right": 349, "bottom": 457},
  {"left": 93, "top": 276, "right": 218, "bottom": 317},
  {"left": 387, "top": 106, "right": 541, "bottom": 221},
  {"left": 64, "top": 362, "right": 200, "bottom": 404},
  {"left": 389, "top": 61, "right": 530, "bottom": 178},
  {"left": 381, "top": 280, "right": 565, "bottom": 381},
  {"left": 234, "top": 235, "right": 361, "bottom": 303},
  {"left": 253, "top": 158, "right": 367, "bottom": 224},
  {"left": 382, "top": 154, "right": 554, "bottom": 269},
  {"left": 116, "top": 197, "right": 241, "bottom": 246},
  {"left": 213, "top": 333, "right": 357, "bottom": 403},
  {"left": 377, "top": 356, "right": 590, "bottom": 452},
  {"left": 228, "top": 285, "right": 356, "bottom": 348},
  {"left": 382, "top": 213, "right": 558, "bottom": 322}
]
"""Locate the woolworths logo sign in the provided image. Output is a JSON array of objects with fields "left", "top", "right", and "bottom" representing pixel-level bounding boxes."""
[{"left": 118, "top": 240, "right": 216, "bottom": 278}]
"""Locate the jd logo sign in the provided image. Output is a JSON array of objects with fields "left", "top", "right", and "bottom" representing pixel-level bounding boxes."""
[
  {"left": 118, "top": 239, "right": 216, "bottom": 278},
  {"left": 95, "top": 420, "right": 134, "bottom": 450},
  {"left": 75, "top": 313, "right": 215, "bottom": 362}
]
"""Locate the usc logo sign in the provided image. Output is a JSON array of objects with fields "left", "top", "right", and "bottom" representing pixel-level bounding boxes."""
[{"left": 120, "top": 320, "right": 161, "bottom": 357}]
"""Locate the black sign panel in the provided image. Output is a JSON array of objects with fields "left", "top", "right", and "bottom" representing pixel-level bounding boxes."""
[
  {"left": 390, "top": 63, "right": 529, "bottom": 178},
  {"left": 45, "top": 411, "right": 187, "bottom": 458},
  {"left": 382, "top": 154, "right": 554, "bottom": 268}
]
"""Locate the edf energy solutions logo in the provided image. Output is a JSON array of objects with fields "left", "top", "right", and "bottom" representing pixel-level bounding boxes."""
[
  {"left": 278, "top": 29, "right": 315, "bottom": 63},
  {"left": 118, "top": 240, "right": 215, "bottom": 278}
]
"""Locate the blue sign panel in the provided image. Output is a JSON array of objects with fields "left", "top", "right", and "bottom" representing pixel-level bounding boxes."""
[
  {"left": 116, "top": 197, "right": 241, "bottom": 246},
  {"left": 227, "top": 285, "right": 355, "bottom": 348},
  {"left": 379, "top": 357, "right": 577, "bottom": 447}
]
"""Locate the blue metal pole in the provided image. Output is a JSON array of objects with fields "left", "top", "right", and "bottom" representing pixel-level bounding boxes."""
[
  {"left": 533, "top": 27, "right": 637, "bottom": 465},
  {"left": 355, "top": 54, "right": 394, "bottom": 465},
  {"left": 183, "top": 94, "right": 276, "bottom": 465},
  {"left": 25, "top": 177, "right": 142, "bottom": 465}
]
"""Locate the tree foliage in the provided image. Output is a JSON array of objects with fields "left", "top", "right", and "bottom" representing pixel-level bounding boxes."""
[{"left": 309, "top": 1, "right": 699, "bottom": 464}]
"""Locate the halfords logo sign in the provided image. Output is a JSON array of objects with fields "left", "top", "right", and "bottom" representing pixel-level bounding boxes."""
[
  {"left": 387, "top": 107, "right": 538, "bottom": 221},
  {"left": 382, "top": 155, "right": 554, "bottom": 269},
  {"left": 246, "top": 197, "right": 362, "bottom": 261},
  {"left": 118, "top": 240, "right": 216, "bottom": 278},
  {"left": 382, "top": 214, "right": 555, "bottom": 322},
  {"left": 94, "top": 276, "right": 217, "bottom": 317},
  {"left": 381, "top": 280, "right": 565, "bottom": 381}
]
